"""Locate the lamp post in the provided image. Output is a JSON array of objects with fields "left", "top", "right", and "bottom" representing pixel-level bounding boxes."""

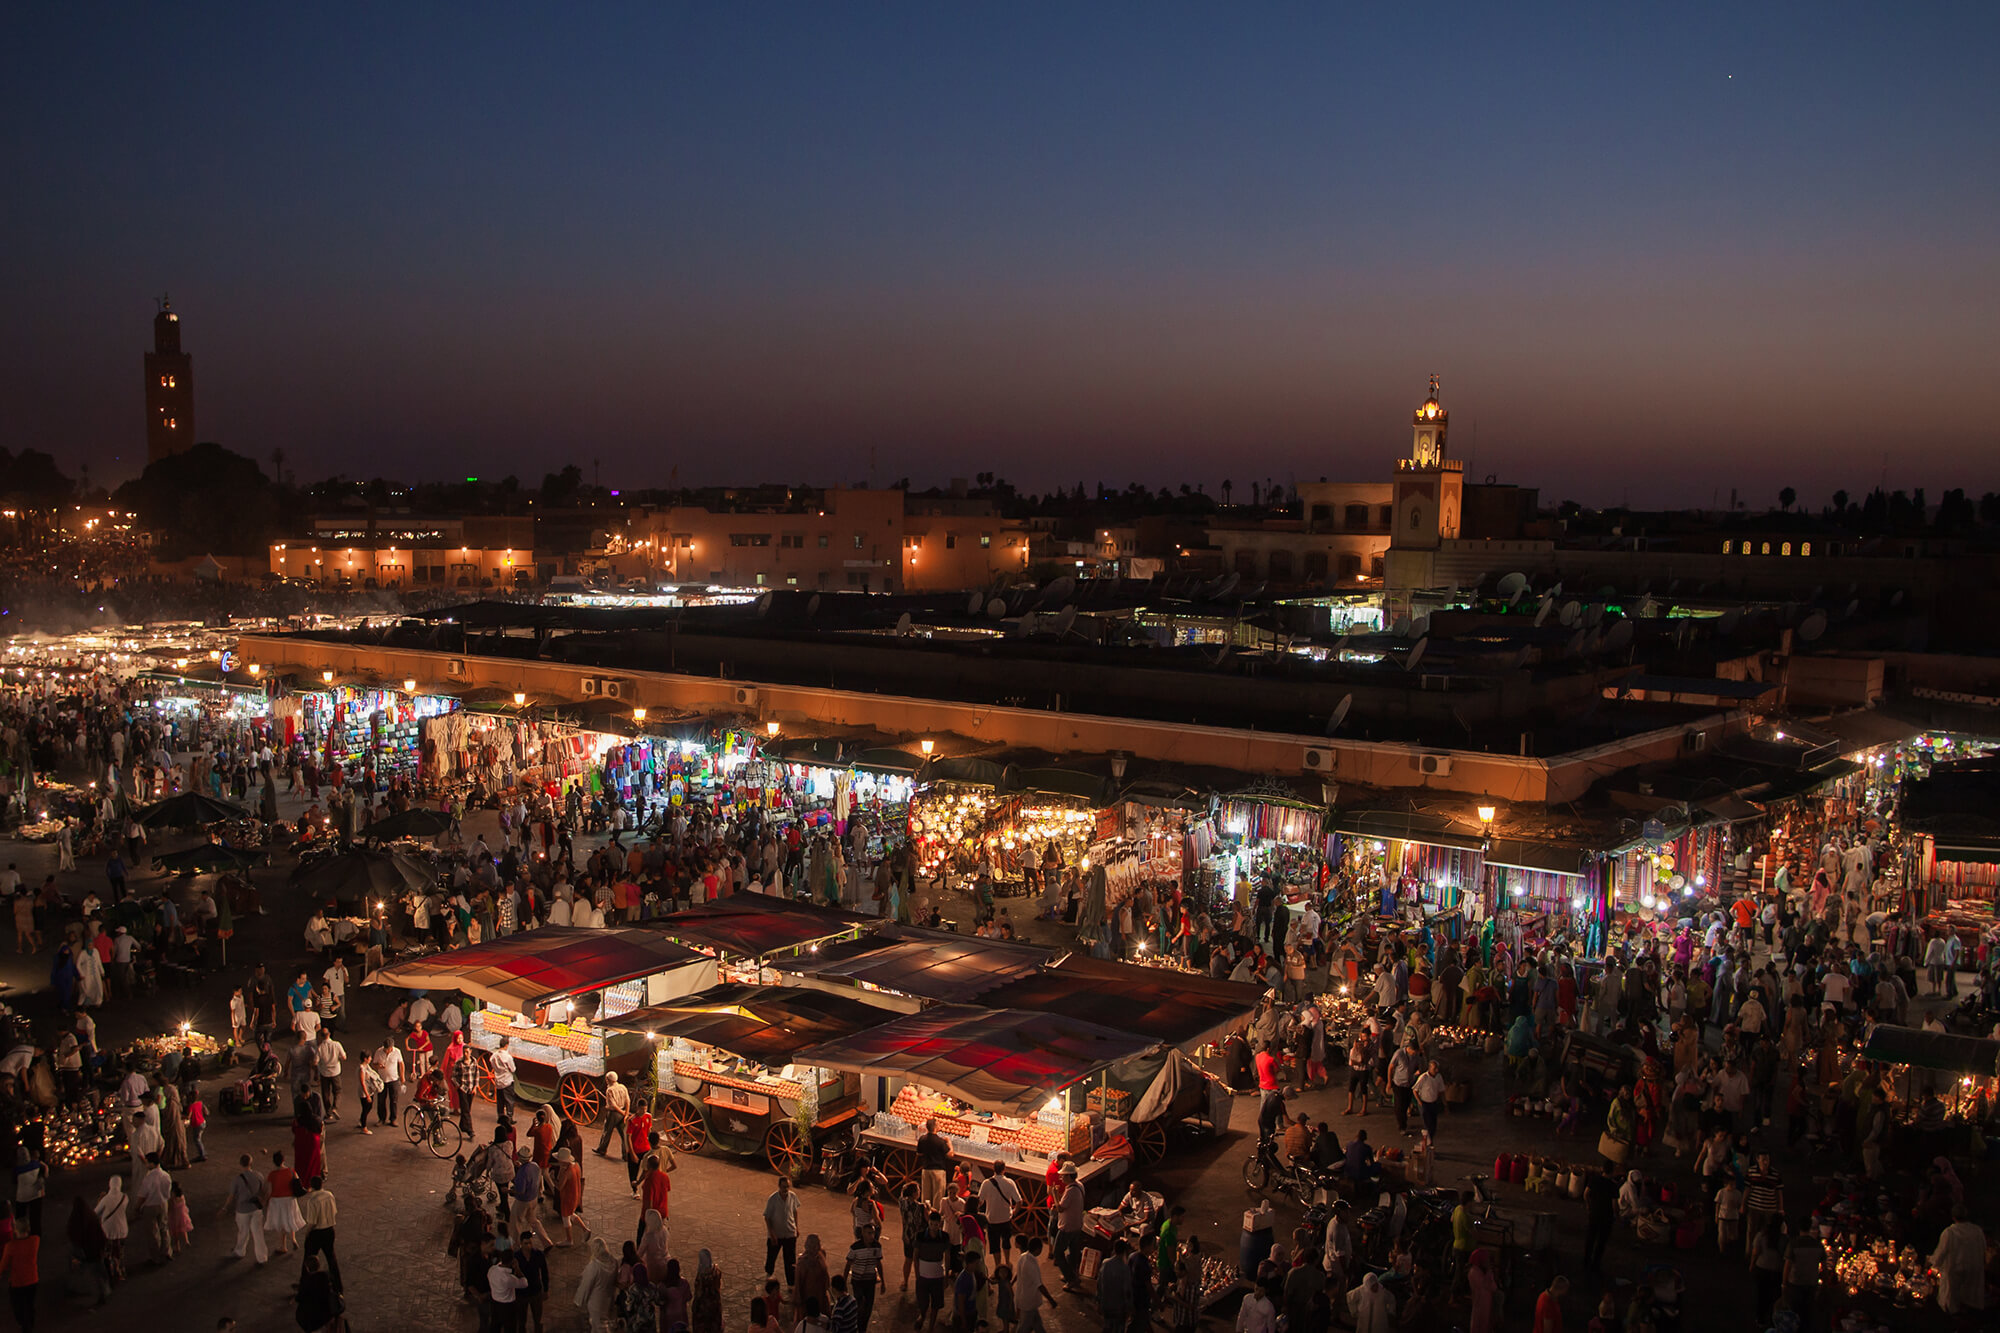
[
  {"left": 632, "top": 708, "right": 647, "bottom": 724},
  {"left": 920, "top": 738, "right": 935, "bottom": 757}
]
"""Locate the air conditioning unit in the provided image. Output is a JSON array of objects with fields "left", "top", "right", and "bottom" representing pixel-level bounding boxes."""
[
  {"left": 1417, "top": 753, "right": 1454, "bottom": 777},
  {"left": 1683, "top": 730, "right": 1709, "bottom": 753},
  {"left": 579, "top": 677, "right": 601, "bottom": 696},
  {"left": 446, "top": 659, "right": 467, "bottom": 678},
  {"left": 603, "top": 680, "right": 627, "bottom": 700},
  {"left": 1301, "top": 746, "right": 1336, "bottom": 773},
  {"left": 731, "top": 686, "right": 759, "bottom": 707}
]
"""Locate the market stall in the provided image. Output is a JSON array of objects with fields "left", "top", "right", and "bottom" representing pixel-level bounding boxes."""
[
  {"left": 764, "top": 924, "right": 1050, "bottom": 1003},
  {"left": 794, "top": 1004, "right": 1159, "bottom": 1231},
  {"left": 1214, "top": 787, "right": 1330, "bottom": 907},
  {"left": 364, "top": 926, "right": 718, "bottom": 1123},
  {"left": 596, "top": 982, "right": 904, "bottom": 1179}
]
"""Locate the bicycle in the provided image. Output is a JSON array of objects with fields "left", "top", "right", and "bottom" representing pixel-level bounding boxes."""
[{"left": 402, "top": 1096, "right": 464, "bottom": 1158}]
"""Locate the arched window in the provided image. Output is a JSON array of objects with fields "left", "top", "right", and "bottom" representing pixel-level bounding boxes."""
[
  {"left": 1800, "top": 542, "right": 1811, "bottom": 557},
  {"left": 1760, "top": 542, "right": 1771, "bottom": 555},
  {"left": 1721, "top": 540, "right": 1733, "bottom": 554},
  {"left": 1781, "top": 542, "right": 1792, "bottom": 556}
]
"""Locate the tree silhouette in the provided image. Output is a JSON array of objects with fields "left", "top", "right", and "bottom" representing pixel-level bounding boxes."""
[
  {"left": 1831, "top": 489, "right": 1848, "bottom": 515},
  {"left": 1220, "top": 479, "right": 1233, "bottom": 506},
  {"left": 1778, "top": 487, "right": 1796, "bottom": 512}
]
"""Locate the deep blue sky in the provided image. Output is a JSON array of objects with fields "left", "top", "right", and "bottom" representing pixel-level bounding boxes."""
[{"left": 5, "top": 5, "right": 1997, "bottom": 505}]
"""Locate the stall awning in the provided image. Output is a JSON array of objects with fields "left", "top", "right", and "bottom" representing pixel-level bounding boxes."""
[
  {"left": 849, "top": 747, "right": 925, "bottom": 776},
  {"left": 646, "top": 899, "right": 874, "bottom": 959},
  {"left": 1931, "top": 842, "right": 2000, "bottom": 866},
  {"left": 597, "top": 983, "right": 906, "bottom": 1068},
  {"left": 363, "top": 927, "right": 715, "bottom": 1011},
  {"left": 1693, "top": 796, "right": 1764, "bottom": 825},
  {"left": 789, "top": 1004, "right": 1158, "bottom": 1115},
  {"left": 1818, "top": 709, "right": 1923, "bottom": 756},
  {"left": 1859, "top": 1024, "right": 2000, "bottom": 1078},
  {"left": 765, "top": 925, "right": 1050, "bottom": 1002},
  {"left": 1331, "top": 809, "right": 1485, "bottom": 851},
  {"left": 975, "top": 957, "right": 1262, "bottom": 1050},
  {"left": 1004, "top": 767, "right": 1117, "bottom": 807},
  {"left": 1481, "top": 838, "right": 1589, "bottom": 877},
  {"left": 917, "top": 756, "right": 1007, "bottom": 789}
]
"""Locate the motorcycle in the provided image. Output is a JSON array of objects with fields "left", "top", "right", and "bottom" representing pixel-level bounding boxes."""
[{"left": 1242, "top": 1136, "right": 1338, "bottom": 1206}]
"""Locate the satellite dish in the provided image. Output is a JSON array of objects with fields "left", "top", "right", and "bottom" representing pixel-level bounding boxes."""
[
  {"left": 1406, "top": 613, "right": 1430, "bottom": 639},
  {"left": 1326, "top": 694, "right": 1353, "bottom": 735},
  {"left": 1404, "top": 638, "right": 1429, "bottom": 672},
  {"left": 755, "top": 592, "right": 773, "bottom": 617},
  {"left": 1015, "top": 611, "right": 1038, "bottom": 636},
  {"left": 806, "top": 594, "right": 821, "bottom": 618},
  {"left": 1635, "top": 596, "right": 1658, "bottom": 619},
  {"left": 1559, "top": 601, "right": 1581, "bottom": 628},
  {"left": 1604, "top": 620, "right": 1635, "bottom": 652},
  {"left": 895, "top": 612, "right": 913, "bottom": 636},
  {"left": 1533, "top": 600, "right": 1553, "bottom": 628},
  {"left": 1497, "top": 572, "right": 1529, "bottom": 599},
  {"left": 1389, "top": 615, "right": 1410, "bottom": 636},
  {"left": 1054, "top": 605, "right": 1079, "bottom": 636},
  {"left": 1567, "top": 629, "right": 1586, "bottom": 655},
  {"left": 1890, "top": 589, "right": 1904, "bottom": 607},
  {"left": 1039, "top": 576, "right": 1075, "bottom": 608},
  {"left": 1798, "top": 610, "right": 1828, "bottom": 642},
  {"left": 1508, "top": 586, "right": 1525, "bottom": 607},
  {"left": 1844, "top": 598, "right": 1860, "bottom": 619},
  {"left": 1585, "top": 603, "right": 1605, "bottom": 627},
  {"left": 967, "top": 591, "right": 984, "bottom": 615},
  {"left": 1215, "top": 573, "right": 1241, "bottom": 600},
  {"left": 986, "top": 598, "right": 1007, "bottom": 618},
  {"left": 1508, "top": 646, "right": 1532, "bottom": 671},
  {"left": 1549, "top": 581, "right": 1563, "bottom": 598}
]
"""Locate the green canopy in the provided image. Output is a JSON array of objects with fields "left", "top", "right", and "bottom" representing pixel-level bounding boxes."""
[
  {"left": 154, "top": 844, "right": 261, "bottom": 876},
  {"left": 134, "top": 791, "right": 256, "bottom": 829}
]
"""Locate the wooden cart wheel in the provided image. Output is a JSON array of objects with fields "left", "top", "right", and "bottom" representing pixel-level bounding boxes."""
[
  {"left": 765, "top": 1120, "right": 812, "bottom": 1180},
  {"left": 472, "top": 1050, "right": 497, "bottom": 1103},
  {"left": 658, "top": 1095, "right": 707, "bottom": 1153},
  {"left": 880, "top": 1147, "right": 919, "bottom": 1197},
  {"left": 1131, "top": 1118, "right": 1170, "bottom": 1165},
  {"left": 559, "top": 1073, "right": 604, "bottom": 1127},
  {"left": 1012, "top": 1176, "right": 1050, "bottom": 1238}
]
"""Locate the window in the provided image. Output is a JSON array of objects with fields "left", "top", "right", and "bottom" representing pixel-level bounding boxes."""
[
  {"left": 1800, "top": 542, "right": 1811, "bottom": 557},
  {"left": 780, "top": 534, "right": 804, "bottom": 549},
  {"left": 817, "top": 534, "right": 830, "bottom": 548},
  {"left": 166, "top": 418, "right": 176, "bottom": 429},
  {"left": 754, "top": 573, "right": 766, "bottom": 585},
  {"left": 1303, "top": 551, "right": 1328, "bottom": 581},
  {"left": 1370, "top": 554, "right": 1385, "bottom": 577},
  {"left": 1781, "top": 542, "right": 1791, "bottom": 556},
  {"left": 786, "top": 575, "right": 799, "bottom": 586},
  {"left": 1378, "top": 505, "right": 1394, "bottom": 526},
  {"left": 852, "top": 534, "right": 864, "bottom": 549},
  {"left": 1268, "top": 549, "right": 1294, "bottom": 579},
  {"left": 1760, "top": 542, "right": 1771, "bottom": 555},
  {"left": 979, "top": 533, "right": 992, "bottom": 548},
  {"left": 1338, "top": 553, "right": 1362, "bottom": 579},
  {"left": 1721, "top": 540, "right": 1733, "bottom": 554},
  {"left": 906, "top": 535, "right": 923, "bottom": 550},
  {"left": 1344, "top": 503, "right": 1370, "bottom": 530},
  {"left": 944, "top": 533, "right": 956, "bottom": 549},
  {"left": 729, "top": 533, "right": 772, "bottom": 547},
  {"left": 1310, "top": 504, "right": 1331, "bottom": 524}
]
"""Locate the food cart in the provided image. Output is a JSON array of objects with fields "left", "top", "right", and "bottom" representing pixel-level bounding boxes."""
[
  {"left": 595, "top": 982, "right": 904, "bottom": 1180},
  {"left": 793, "top": 1005, "right": 1158, "bottom": 1237},
  {"left": 365, "top": 926, "right": 718, "bottom": 1124}
]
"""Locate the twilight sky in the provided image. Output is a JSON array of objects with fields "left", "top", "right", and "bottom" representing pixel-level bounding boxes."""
[{"left": 6, "top": 5, "right": 1997, "bottom": 505}]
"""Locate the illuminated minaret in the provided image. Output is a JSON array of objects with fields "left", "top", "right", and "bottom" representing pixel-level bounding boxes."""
[
  {"left": 144, "top": 296, "right": 195, "bottom": 463},
  {"left": 1391, "top": 374, "right": 1461, "bottom": 551}
]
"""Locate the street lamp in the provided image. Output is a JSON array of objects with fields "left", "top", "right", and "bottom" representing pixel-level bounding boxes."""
[
  {"left": 766, "top": 720, "right": 780, "bottom": 737},
  {"left": 404, "top": 678, "right": 417, "bottom": 692},
  {"left": 633, "top": 708, "right": 647, "bottom": 724},
  {"left": 513, "top": 692, "right": 527, "bottom": 706},
  {"left": 1477, "top": 803, "right": 1496, "bottom": 826},
  {"left": 247, "top": 663, "right": 260, "bottom": 675},
  {"left": 322, "top": 670, "right": 334, "bottom": 683},
  {"left": 920, "top": 738, "right": 935, "bottom": 756}
]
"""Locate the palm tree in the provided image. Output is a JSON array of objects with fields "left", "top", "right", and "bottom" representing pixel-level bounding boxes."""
[{"left": 1779, "top": 487, "right": 1796, "bottom": 512}]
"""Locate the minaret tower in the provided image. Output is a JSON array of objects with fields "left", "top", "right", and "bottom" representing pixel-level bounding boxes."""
[
  {"left": 1391, "top": 374, "right": 1462, "bottom": 550},
  {"left": 144, "top": 296, "right": 196, "bottom": 463}
]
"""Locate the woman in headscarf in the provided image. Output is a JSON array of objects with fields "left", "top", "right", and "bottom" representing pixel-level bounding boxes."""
[
  {"left": 1346, "top": 1272, "right": 1396, "bottom": 1333},
  {"left": 1929, "top": 1204, "right": 1987, "bottom": 1317},
  {"left": 93, "top": 1175, "right": 129, "bottom": 1282},
  {"left": 637, "top": 1208, "right": 671, "bottom": 1278},
  {"left": 291, "top": 1100, "right": 326, "bottom": 1186},
  {"left": 1930, "top": 1155, "right": 1965, "bottom": 1210},
  {"left": 49, "top": 943, "right": 78, "bottom": 1012},
  {"left": 795, "top": 1233, "right": 831, "bottom": 1320},
  {"left": 691, "top": 1248, "right": 723, "bottom": 1333},
  {"left": 157, "top": 1082, "right": 190, "bottom": 1169},
  {"left": 655, "top": 1256, "right": 692, "bottom": 1332},
  {"left": 573, "top": 1236, "right": 617, "bottom": 1333},
  {"left": 1616, "top": 1169, "right": 1647, "bottom": 1221},
  {"left": 1465, "top": 1249, "right": 1498, "bottom": 1333}
]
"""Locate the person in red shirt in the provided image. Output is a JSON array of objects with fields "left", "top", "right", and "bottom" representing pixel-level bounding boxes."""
[
  {"left": 639, "top": 1151, "right": 672, "bottom": 1221},
  {"left": 1533, "top": 1275, "right": 1569, "bottom": 1333},
  {"left": 1, "top": 1222, "right": 38, "bottom": 1328},
  {"left": 625, "top": 1104, "right": 654, "bottom": 1189},
  {"left": 529, "top": 1107, "right": 556, "bottom": 1171}
]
